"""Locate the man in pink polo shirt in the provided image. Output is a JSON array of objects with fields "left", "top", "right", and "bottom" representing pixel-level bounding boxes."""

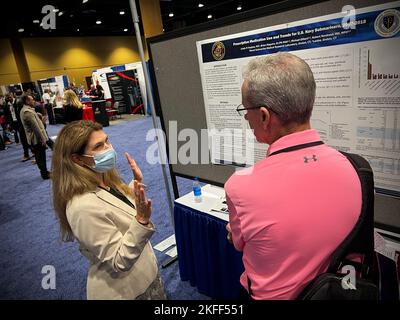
[{"left": 225, "top": 52, "right": 361, "bottom": 300}]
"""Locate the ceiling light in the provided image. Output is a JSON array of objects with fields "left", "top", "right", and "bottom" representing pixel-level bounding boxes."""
[
  {"left": 82, "top": 0, "right": 88, "bottom": 3},
  {"left": 169, "top": 13, "right": 174, "bottom": 17},
  {"left": 198, "top": 3, "right": 204, "bottom": 7},
  {"left": 77, "top": 28, "right": 80, "bottom": 32},
  {"left": 53, "top": 9, "right": 59, "bottom": 13},
  {"left": 207, "top": 14, "right": 212, "bottom": 19},
  {"left": 96, "top": 20, "right": 102, "bottom": 24},
  {"left": 237, "top": 5, "right": 242, "bottom": 11},
  {"left": 18, "top": 28, "right": 24, "bottom": 32},
  {"left": 124, "top": 28, "right": 128, "bottom": 32},
  {"left": 33, "top": 20, "right": 40, "bottom": 24},
  {"left": 120, "top": 10, "right": 125, "bottom": 15},
  {"left": 58, "top": 11, "right": 63, "bottom": 16}
]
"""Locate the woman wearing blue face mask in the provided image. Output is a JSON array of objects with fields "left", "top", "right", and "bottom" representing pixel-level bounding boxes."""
[{"left": 51, "top": 120, "right": 166, "bottom": 300}]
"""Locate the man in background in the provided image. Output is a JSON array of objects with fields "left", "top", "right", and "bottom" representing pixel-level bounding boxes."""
[
  {"left": 14, "top": 90, "right": 33, "bottom": 161},
  {"left": 3, "top": 94, "right": 20, "bottom": 144},
  {"left": 20, "top": 94, "right": 50, "bottom": 180},
  {"left": 42, "top": 89, "right": 55, "bottom": 125}
]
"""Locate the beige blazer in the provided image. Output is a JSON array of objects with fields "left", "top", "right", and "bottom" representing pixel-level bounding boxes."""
[
  {"left": 66, "top": 187, "right": 159, "bottom": 300},
  {"left": 20, "top": 105, "right": 48, "bottom": 146}
]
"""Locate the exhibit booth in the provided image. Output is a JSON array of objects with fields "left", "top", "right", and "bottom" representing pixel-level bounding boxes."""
[
  {"left": 92, "top": 61, "right": 147, "bottom": 115},
  {"left": 4, "top": 82, "right": 38, "bottom": 94},
  {"left": 37, "top": 75, "right": 69, "bottom": 99}
]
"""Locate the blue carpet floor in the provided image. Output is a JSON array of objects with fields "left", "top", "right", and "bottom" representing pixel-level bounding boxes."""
[{"left": 0, "top": 117, "right": 209, "bottom": 300}]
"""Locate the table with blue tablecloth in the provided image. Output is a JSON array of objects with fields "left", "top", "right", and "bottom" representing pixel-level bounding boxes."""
[{"left": 174, "top": 184, "right": 244, "bottom": 300}]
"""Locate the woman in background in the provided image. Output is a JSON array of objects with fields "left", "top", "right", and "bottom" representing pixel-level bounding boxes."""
[
  {"left": 51, "top": 120, "right": 166, "bottom": 300},
  {"left": 63, "top": 89, "right": 83, "bottom": 123}
]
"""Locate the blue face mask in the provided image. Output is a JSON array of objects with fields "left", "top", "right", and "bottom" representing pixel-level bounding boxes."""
[{"left": 83, "top": 148, "right": 117, "bottom": 173}]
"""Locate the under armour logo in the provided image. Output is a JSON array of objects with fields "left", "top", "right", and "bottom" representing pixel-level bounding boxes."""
[{"left": 304, "top": 155, "right": 317, "bottom": 163}]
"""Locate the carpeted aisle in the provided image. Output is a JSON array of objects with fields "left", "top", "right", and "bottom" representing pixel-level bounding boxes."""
[{"left": 0, "top": 116, "right": 209, "bottom": 300}]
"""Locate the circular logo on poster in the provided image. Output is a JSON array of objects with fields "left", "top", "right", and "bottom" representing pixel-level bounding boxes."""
[
  {"left": 212, "top": 41, "right": 226, "bottom": 60},
  {"left": 374, "top": 9, "right": 400, "bottom": 37}
]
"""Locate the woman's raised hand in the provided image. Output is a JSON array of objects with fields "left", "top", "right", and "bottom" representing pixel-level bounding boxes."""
[{"left": 125, "top": 152, "right": 143, "bottom": 183}]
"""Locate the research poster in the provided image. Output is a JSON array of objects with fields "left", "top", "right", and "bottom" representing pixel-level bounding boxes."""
[{"left": 197, "top": 1, "right": 400, "bottom": 193}]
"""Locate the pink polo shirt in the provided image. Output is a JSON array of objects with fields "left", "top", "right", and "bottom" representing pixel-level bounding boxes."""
[{"left": 225, "top": 129, "right": 361, "bottom": 300}]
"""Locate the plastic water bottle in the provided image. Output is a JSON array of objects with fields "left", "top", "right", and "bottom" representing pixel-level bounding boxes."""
[{"left": 193, "top": 177, "right": 202, "bottom": 203}]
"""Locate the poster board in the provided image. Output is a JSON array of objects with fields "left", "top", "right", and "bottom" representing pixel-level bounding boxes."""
[
  {"left": 195, "top": 1, "right": 400, "bottom": 195},
  {"left": 148, "top": 0, "right": 399, "bottom": 192}
]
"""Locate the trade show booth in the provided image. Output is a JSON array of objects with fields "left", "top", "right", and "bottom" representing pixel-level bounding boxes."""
[{"left": 92, "top": 61, "right": 147, "bottom": 115}]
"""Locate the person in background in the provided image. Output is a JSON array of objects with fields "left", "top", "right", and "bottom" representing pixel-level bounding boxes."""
[
  {"left": 26, "top": 88, "right": 40, "bottom": 102},
  {"left": 69, "top": 82, "right": 80, "bottom": 96},
  {"left": 63, "top": 89, "right": 83, "bottom": 123},
  {"left": 4, "top": 93, "right": 20, "bottom": 144},
  {"left": 14, "top": 90, "right": 34, "bottom": 161},
  {"left": 51, "top": 120, "right": 166, "bottom": 300},
  {"left": 78, "top": 84, "right": 85, "bottom": 98},
  {"left": 54, "top": 88, "right": 64, "bottom": 107},
  {"left": 0, "top": 126, "right": 5, "bottom": 151},
  {"left": 89, "top": 83, "right": 104, "bottom": 101},
  {"left": 49, "top": 89, "right": 56, "bottom": 106},
  {"left": 34, "top": 100, "right": 48, "bottom": 127},
  {"left": 42, "top": 89, "right": 55, "bottom": 125},
  {"left": 225, "top": 52, "right": 361, "bottom": 300},
  {"left": 95, "top": 84, "right": 105, "bottom": 100},
  {"left": 33, "top": 97, "right": 54, "bottom": 150},
  {"left": 89, "top": 84, "right": 96, "bottom": 98},
  {"left": 20, "top": 94, "right": 50, "bottom": 179},
  {"left": 0, "top": 97, "right": 12, "bottom": 145}
]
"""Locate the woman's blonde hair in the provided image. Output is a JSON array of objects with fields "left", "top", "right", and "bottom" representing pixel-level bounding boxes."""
[
  {"left": 63, "top": 89, "right": 83, "bottom": 109},
  {"left": 52, "top": 120, "right": 133, "bottom": 242}
]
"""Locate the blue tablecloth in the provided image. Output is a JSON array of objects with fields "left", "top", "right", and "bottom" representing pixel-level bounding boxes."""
[{"left": 174, "top": 202, "right": 244, "bottom": 299}]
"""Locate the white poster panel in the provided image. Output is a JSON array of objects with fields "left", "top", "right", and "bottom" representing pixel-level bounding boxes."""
[{"left": 196, "top": 1, "right": 400, "bottom": 193}]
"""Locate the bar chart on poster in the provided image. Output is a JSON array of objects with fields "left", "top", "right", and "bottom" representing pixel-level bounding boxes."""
[{"left": 362, "top": 47, "right": 399, "bottom": 87}]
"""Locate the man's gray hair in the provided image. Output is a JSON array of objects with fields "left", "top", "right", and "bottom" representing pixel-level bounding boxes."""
[{"left": 243, "top": 52, "right": 316, "bottom": 124}]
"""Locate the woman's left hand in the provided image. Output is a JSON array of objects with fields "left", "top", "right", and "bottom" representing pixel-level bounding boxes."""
[
  {"left": 134, "top": 180, "right": 152, "bottom": 225},
  {"left": 125, "top": 152, "right": 143, "bottom": 183}
]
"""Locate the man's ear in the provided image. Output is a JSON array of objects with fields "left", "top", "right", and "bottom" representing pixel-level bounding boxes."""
[{"left": 260, "top": 107, "right": 270, "bottom": 128}]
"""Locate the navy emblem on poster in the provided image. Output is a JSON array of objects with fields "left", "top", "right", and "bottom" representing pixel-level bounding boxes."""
[
  {"left": 212, "top": 41, "right": 226, "bottom": 60},
  {"left": 374, "top": 9, "right": 400, "bottom": 37}
]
